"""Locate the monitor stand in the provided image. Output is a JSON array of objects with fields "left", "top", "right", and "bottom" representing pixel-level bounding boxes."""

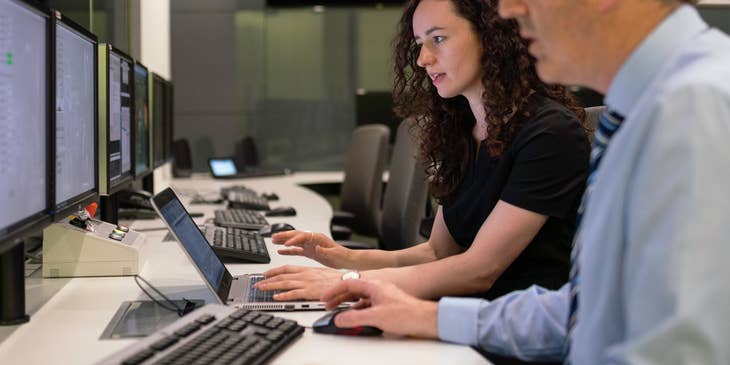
[
  {"left": 0, "top": 239, "right": 30, "bottom": 325},
  {"left": 100, "top": 193, "right": 119, "bottom": 225},
  {"left": 142, "top": 174, "right": 154, "bottom": 195}
]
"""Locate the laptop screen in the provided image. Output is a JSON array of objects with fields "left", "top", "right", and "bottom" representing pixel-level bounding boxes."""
[
  {"left": 152, "top": 188, "right": 232, "bottom": 302},
  {"left": 209, "top": 158, "right": 238, "bottom": 177}
]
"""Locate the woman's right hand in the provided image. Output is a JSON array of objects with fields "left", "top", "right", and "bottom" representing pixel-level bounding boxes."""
[{"left": 271, "top": 230, "right": 352, "bottom": 269}]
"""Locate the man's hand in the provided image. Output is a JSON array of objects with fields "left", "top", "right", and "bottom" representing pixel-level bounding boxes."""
[{"left": 321, "top": 279, "right": 439, "bottom": 338}]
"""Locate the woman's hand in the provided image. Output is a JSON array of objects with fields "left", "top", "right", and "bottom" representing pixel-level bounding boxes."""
[
  {"left": 254, "top": 265, "right": 343, "bottom": 301},
  {"left": 271, "top": 230, "right": 352, "bottom": 268},
  {"left": 321, "top": 279, "right": 439, "bottom": 338}
]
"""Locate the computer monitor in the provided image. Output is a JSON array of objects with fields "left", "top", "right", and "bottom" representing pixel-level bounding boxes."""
[
  {"left": 52, "top": 11, "right": 98, "bottom": 218},
  {"left": 133, "top": 62, "right": 152, "bottom": 178},
  {"left": 152, "top": 73, "right": 167, "bottom": 168},
  {"left": 98, "top": 44, "right": 134, "bottom": 195},
  {"left": 0, "top": 0, "right": 52, "bottom": 252}
]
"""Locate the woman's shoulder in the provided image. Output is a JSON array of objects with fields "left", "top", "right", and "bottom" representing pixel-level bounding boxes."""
[{"left": 515, "top": 95, "right": 587, "bottom": 143}]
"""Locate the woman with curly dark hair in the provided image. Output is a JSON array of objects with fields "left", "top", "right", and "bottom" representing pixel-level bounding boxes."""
[{"left": 255, "top": 0, "right": 590, "bottom": 303}]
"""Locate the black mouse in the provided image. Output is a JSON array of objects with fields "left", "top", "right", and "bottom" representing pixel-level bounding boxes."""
[
  {"left": 258, "top": 223, "right": 295, "bottom": 237},
  {"left": 265, "top": 206, "right": 296, "bottom": 217},
  {"left": 312, "top": 309, "right": 383, "bottom": 336}
]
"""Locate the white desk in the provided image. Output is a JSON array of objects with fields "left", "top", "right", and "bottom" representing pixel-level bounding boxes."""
[{"left": 0, "top": 172, "right": 489, "bottom": 365}]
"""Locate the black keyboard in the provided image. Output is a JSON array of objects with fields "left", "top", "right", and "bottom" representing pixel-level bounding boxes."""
[
  {"left": 220, "top": 185, "right": 257, "bottom": 198},
  {"left": 214, "top": 209, "right": 268, "bottom": 230},
  {"left": 226, "top": 191, "right": 271, "bottom": 211},
  {"left": 203, "top": 225, "right": 270, "bottom": 263},
  {"left": 97, "top": 304, "right": 304, "bottom": 365}
]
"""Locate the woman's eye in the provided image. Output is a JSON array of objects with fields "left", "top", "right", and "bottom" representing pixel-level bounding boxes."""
[{"left": 433, "top": 36, "right": 445, "bottom": 44}]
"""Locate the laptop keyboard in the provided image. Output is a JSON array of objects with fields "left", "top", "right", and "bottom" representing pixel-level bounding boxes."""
[
  {"left": 100, "top": 304, "right": 304, "bottom": 365},
  {"left": 203, "top": 225, "right": 270, "bottom": 263},
  {"left": 247, "top": 275, "right": 281, "bottom": 303},
  {"left": 214, "top": 209, "right": 268, "bottom": 230}
]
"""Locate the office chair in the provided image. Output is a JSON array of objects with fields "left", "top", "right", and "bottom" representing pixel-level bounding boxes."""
[
  {"left": 331, "top": 124, "right": 390, "bottom": 242},
  {"left": 234, "top": 136, "right": 261, "bottom": 168},
  {"left": 378, "top": 118, "right": 429, "bottom": 250},
  {"left": 584, "top": 106, "right": 606, "bottom": 142},
  {"left": 337, "top": 119, "right": 429, "bottom": 250},
  {"left": 172, "top": 138, "right": 193, "bottom": 177}
]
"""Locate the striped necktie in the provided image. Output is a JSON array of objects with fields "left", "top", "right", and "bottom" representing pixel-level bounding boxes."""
[{"left": 564, "top": 109, "right": 625, "bottom": 362}]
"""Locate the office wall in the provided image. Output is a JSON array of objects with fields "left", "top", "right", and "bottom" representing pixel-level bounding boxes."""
[
  {"left": 356, "top": 7, "right": 401, "bottom": 92},
  {"left": 140, "top": 0, "right": 170, "bottom": 79},
  {"left": 171, "top": 2, "right": 401, "bottom": 172}
]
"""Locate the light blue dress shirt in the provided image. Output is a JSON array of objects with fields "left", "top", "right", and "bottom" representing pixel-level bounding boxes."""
[{"left": 437, "top": 5, "right": 730, "bottom": 364}]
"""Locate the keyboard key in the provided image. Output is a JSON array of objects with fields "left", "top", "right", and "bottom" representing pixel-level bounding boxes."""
[
  {"left": 253, "top": 314, "right": 272, "bottom": 325},
  {"left": 121, "top": 348, "right": 155, "bottom": 365},
  {"left": 229, "top": 309, "right": 249, "bottom": 319},
  {"left": 174, "top": 322, "right": 201, "bottom": 337},
  {"left": 149, "top": 336, "right": 178, "bottom": 351},
  {"left": 266, "top": 330, "right": 285, "bottom": 342},
  {"left": 228, "top": 320, "right": 247, "bottom": 332},
  {"left": 195, "top": 314, "right": 216, "bottom": 325},
  {"left": 265, "top": 317, "right": 283, "bottom": 329}
]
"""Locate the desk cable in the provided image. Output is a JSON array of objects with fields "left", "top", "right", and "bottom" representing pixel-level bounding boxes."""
[{"left": 133, "top": 275, "right": 198, "bottom": 317}]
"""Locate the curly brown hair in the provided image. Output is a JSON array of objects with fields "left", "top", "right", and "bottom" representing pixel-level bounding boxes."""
[{"left": 393, "top": 0, "right": 588, "bottom": 201}]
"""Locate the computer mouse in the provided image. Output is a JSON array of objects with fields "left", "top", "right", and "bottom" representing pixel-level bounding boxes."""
[
  {"left": 312, "top": 309, "right": 383, "bottom": 336},
  {"left": 262, "top": 192, "right": 279, "bottom": 201},
  {"left": 258, "top": 223, "right": 295, "bottom": 237},
  {"left": 265, "top": 206, "right": 297, "bottom": 217}
]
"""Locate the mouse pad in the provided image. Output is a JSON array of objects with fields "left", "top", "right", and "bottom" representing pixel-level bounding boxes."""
[{"left": 99, "top": 300, "right": 204, "bottom": 339}]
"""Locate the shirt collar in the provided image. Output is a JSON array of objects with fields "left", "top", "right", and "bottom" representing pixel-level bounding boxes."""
[{"left": 604, "top": 5, "right": 708, "bottom": 116}]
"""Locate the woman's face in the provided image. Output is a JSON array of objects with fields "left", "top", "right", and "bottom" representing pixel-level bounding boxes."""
[{"left": 413, "top": 0, "right": 484, "bottom": 101}]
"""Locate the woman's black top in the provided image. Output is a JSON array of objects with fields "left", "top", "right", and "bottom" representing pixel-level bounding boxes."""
[{"left": 442, "top": 96, "right": 590, "bottom": 300}]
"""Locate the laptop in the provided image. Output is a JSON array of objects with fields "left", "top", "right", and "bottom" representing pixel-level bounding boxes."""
[
  {"left": 208, "top": 157, "right": 289, "bottom": 179},
  {"left": 150, "top": 187, "right": 331, "bottom": 311}
]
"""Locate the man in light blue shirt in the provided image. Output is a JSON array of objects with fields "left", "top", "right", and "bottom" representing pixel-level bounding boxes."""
[{"left": 321, "top": 0, "right": 730, "bottom": 363}]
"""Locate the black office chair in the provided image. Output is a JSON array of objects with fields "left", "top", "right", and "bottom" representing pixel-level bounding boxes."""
[
  {"left": 330, "top": 124, "right": 390, "bottom": 243},
  {"left": 378, "top": 118, "right": 429, "bottom": 250},
  {"left": 172, "top": 138, "right": 192, "bottom": 178},
  {"left": 234, "top": 136, "right": 261, "bottom": 168},
  {"left": 337, "top": 119, "right": 430, "bottom": 250}
]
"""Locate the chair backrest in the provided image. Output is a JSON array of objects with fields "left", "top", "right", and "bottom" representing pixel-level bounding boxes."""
[
  {"left": 380, "top": 118, "right": 429, "bottom": 250},
  {"left": 234, "top": 136, "right": 261, "bottom": 168},
  {"left": 172, "top": 138, "right": 192, "bottom": 177},
  {"left": 340, "top": 124, "right": 390, "bottom": 237},
  {"left": 584, "top": 106, "right": 606, "bottom": 142}
]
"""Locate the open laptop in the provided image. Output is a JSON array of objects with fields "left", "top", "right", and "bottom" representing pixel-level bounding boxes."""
[
  {"left": 208, "top": 157, "right": 289, "bottom": 179},
  {"left": 151, "top": 187, "right": 330, "bottom": 311}
]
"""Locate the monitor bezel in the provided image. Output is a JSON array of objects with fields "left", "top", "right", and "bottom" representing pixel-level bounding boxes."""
[
  {"left": 151, "top": 73, "right": 168, "bottom": 169},
  {"left": 99, "top": 44, "right": 135, "bottom": 195},
  {"left": 164, "top": 80, "right": 174, "bottom": 163},
  {"left": 132, "top": 61, "right": 153, "bottom": 179},
  {"left": 49, "top": 11, "right": 100, "bottom": 220},
  {"left": 0, "top": 0, "right": 54, "bottom": 251}
]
